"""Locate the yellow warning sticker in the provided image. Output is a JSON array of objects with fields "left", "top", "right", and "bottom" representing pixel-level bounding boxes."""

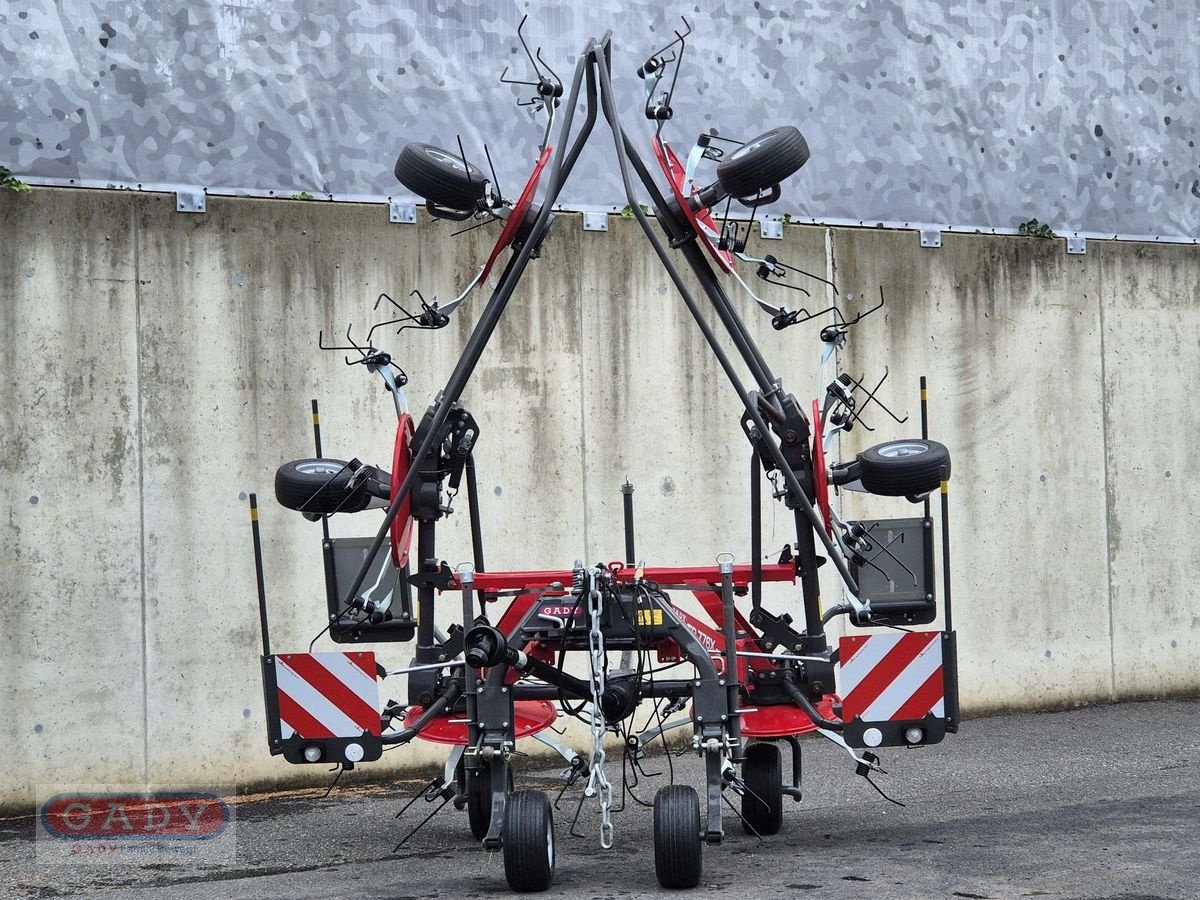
[{"left": 636, "top": 608, "right": 664, "bottom": 626}]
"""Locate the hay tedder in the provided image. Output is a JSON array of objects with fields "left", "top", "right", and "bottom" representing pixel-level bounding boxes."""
[{"left": 248, "top": 21, "right": 958, "bottom": 892}]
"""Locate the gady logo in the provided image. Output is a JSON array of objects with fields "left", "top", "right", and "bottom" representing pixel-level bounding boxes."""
[{"left": 41, "top": 793, "right": 229, "bottom": 840}]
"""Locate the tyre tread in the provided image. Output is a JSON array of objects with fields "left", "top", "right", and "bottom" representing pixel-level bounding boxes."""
[
  {"left": 503, "top": 790, "right": 555, "bottom": 893},
  {"left": 654, "top": 785, "right": 702, "bottom": 889},
  {"left": 394, "top": 142, "right": 487, "bottom": 211},
  {"left": 716, "top": 126, "right": 810, "bottom": 198},
  {"left": 741, "top": 741, "right": 784, "bottom": 835}
]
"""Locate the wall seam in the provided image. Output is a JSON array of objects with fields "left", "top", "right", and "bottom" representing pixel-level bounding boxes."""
[
  {"left": 575, "top": 236, "right": 591, "bottom": 559},
  {"left": 825, "top": 227, "right": 847, "bottom": 626},
  {"left": 132, "top": 199, "right": 151, "bottom": 783},
  {"left": 1097, "top": 269, "right": 1117, "bottom": 701}
]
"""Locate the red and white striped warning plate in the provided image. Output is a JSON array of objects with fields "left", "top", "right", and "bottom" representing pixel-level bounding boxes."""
[
  {"left": 839, "top": 632, "right": 944, "bottom": 723},
  {"left": 274, "top": 652, "right": 381, "bottom": 739}
]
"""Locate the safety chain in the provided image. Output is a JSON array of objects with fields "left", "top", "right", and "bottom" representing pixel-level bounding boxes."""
[{"left": 580, "top": 563, "right": 614, "bottom": 849}]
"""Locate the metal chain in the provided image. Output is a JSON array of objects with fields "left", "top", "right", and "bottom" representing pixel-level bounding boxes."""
[{"left": 581, "top": 565, "right": 614, "bottom": 849}]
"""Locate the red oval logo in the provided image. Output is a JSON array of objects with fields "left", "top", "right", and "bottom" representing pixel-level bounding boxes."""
[{"left": 41, "top": 794, "right": 229, "bottom": 840}]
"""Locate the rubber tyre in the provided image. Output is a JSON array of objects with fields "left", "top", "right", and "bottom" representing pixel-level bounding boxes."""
[
  {"left": 716, "top": 126, "right": 810, "bottom": 199},
  {"left": 856, "top": 439, "right": 951, "bottom": 497},
  {"left": 653, "top": 785, "right": 702, "bottom": 889},
  {"left": 274, "top": 458, "right": 387, "bottom": 515},
  {"left": 394, "top": 142, "right": 488, "bottom": 211},
  {"left": 741, "top": 742, "right": 783, "bottom": 835},
  {"left": 502, "top": 790, "right": 555, "bottom": 893}
]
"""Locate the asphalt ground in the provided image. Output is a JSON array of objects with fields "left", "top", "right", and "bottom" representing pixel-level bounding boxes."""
[{"left": 2, "top": 698, "right": 1198, "bottom": 900}]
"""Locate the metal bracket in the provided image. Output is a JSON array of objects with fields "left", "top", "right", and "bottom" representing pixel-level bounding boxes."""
[
  {"left": 389, "top": 201, "right": 417, "bottom": 224},
  {"left": 582, "top": 211, "right": 609, "bottom": 232},
  {"left": 1066, "top": 235, "right": 1086, "bottom": 255},
  {"left": 759, "top": 219, "right": 783, "bottom": 240},
  {"left": 919, "top": 229, "right": 942, "bottom": 248},
  {"left": 176, "top": 188, "right": 206, "bottom": 214}
]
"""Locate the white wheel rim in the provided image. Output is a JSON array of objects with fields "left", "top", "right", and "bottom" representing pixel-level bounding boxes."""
[
  {"left": 425, "top": 147, "right": 469, "bottom": 173},
  {"left": 732, "top": 131, "right": 775, "bottom": 160},
  {"left": 295, "top": 461, "right": 344, "bottom": 476},
  {"left": 877, "top": 441, "right": 928, "bottom": 459}
]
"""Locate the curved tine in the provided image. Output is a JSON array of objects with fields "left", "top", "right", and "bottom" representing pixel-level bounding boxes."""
[
  {"left": 535, "top": 46, "right": 562, "bottom": 90},
  {"left": 374, "top": 291, "right": 404, "bottom": 313},
  {"left": 852, "top": 365, "right": 909, "bottom": 425},
  {"left": 483, "top": 145, "right": 503, "bottom": 201},
  {"left": 455, "top": 134, "right": 479, "bottom": 201},
  {"left": 318, "top": 329, "right": 358, "bottom": 352},
  {"left": 344, "top": 322, "right": 370, "bottom": 355},
  {"left": 499, "top": 64, "right": 536, "bottom": 88},
  {"left": 789, "top": 302, "right": 845, "bottom": 328},
  {"left": 807, "top": 302, "right": 845, "bottom": 325},
  {"left": 744, "top": 253, "right": 812, "bottom": 297},
  {"left": 844, "top": 284, "right": 886, "bottom": 326},
  {"left": 773, "top": 258, "right": 839, "bottom": 296},
  {"left": 365, "top": 316, "right": 408, "bottom": 347},
  {"left": 515, "top": 14, "right": 543, "bottom": 79},
  {"left": 647, "top": 15, "right": 690, "bottom": 61},
  {"left": 392, "top": 288, "right": 448, "bottom": 333},
  {"left": 665, "top": 17, "right": 690, "bottom": 100},
  {"left": 450, "top": 214, "right": 502, "bottom": 238}
]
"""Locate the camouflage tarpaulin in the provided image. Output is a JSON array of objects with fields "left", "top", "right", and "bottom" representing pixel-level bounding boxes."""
[{"left": 1, "top": 0, "right": 1197, "bottom": 238}]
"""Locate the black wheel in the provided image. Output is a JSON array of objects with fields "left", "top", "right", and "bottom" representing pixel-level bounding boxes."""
[
  {"left": 856, "top": 439, "right": 951, "bottom": 497},
  {"left": 653, "top": 785, "right": 702, "bottom": 889},
  {"left": 394, "top": 142, "right": 488, "bottom": 211},
  {"left": 274, "top": 458, "right": 390, "bottom": 514},
  {"left": 502, "top": 790, "right": 555, "bottom": 893},
  {"left": 716, "top": 126, "right": 810, "bottom": 199},
  {"left": 741, "top": 742, "right": 783, "bottom": 835}
]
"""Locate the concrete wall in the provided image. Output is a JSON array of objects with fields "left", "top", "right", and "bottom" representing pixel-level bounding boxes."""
[{"left": 1, "top": 188, "right": 1196, "bottom": 809}]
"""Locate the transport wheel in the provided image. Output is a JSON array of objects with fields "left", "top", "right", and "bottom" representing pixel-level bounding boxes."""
[
  {"left": 715, "top": 126, "right": 810, "bottom": 199},
  {"left": 653, "top": 785, "right": 702, "bottom": 889},
  {"left": 274, "top": 458, "right": 389, "bottom": 514},
  {"left": 856, "top": 439, "right": 951, "bottom": 497},
  {"left": 502, "top": 790, "right": 555, "bottom": 892},
  {"left": 394, "top": 142, "right": 489, "bottom": 211},
  {"left": 741, "top": 742, "right": 783, "bottom": 835}
]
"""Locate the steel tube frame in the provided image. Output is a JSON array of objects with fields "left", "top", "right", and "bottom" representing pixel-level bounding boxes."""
[{"left": 360, "top": 33, "right": 868, "bottom": 772}]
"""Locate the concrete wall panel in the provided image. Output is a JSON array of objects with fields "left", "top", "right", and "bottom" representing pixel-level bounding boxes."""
[
  {"left": 0, "top": 191, "right": 146, "bottom": 806},
  {"left": 1098, "top": 244, "right": 1200, "bottom": 697},
  {"left": 2, "top": 187, "right": 1197, "bottom": 807},
  {"left": 834, "top": 230, "right": 1113, "bottom": 711}
]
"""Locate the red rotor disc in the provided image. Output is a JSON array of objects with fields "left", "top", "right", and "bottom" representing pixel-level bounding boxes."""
[
  {"left": 739, "top": 695, "right": 841, "bottom": 739},
  {"left": 390, "top": 413, "right": 415, "bottom": 568},
  {"left": 652, "top": 137, "right": 735, "bottom": 274},
  {"left": 812, "top": 399, "right": 832, "bottom": 536},
  {"left": 482, "top": 145, "right": 553, "bottom": 281},
  {"left": 403, "top": 699, "right": 557, "bottom": 746}
]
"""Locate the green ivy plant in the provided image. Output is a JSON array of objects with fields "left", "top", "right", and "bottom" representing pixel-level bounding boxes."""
[
  {"left": 290, "top": 191, "right": 314, "bottom": 200},
  {"left": 619, "top": 204, "right": 650, "bottom": 219},
  {"left": 1, "top": 165, "right": 31, "bottom": 193},
  {"left": 1017, "top": 218, "right": 1056, "bottom": 238}
]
